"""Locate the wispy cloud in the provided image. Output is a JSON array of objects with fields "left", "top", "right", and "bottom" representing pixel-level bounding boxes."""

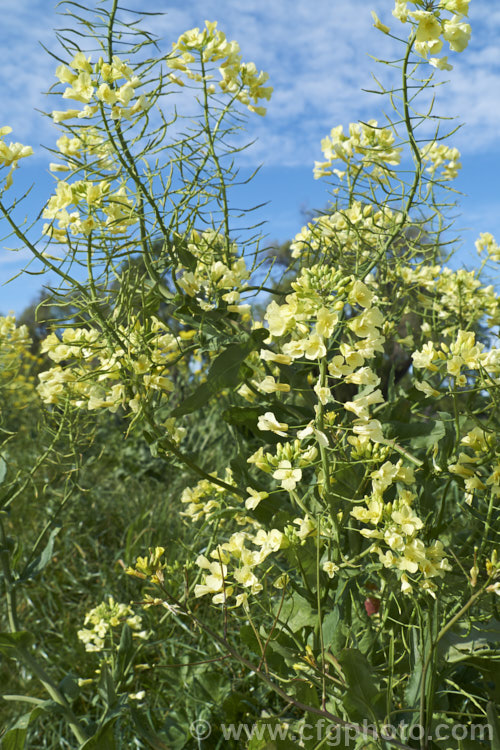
[{"left": 2, "top": 0, "right": 499, "bottom": 169}]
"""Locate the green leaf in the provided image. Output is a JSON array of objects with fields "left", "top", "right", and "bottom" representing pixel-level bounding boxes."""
[
  {"left": 338, "top": 649, "right": 384, "bottom": 722},
  {"left": 0, "top": 707, "right": 44, "bottom": 750},
  {"left": 322, "top": 608, "right": 341, "bottom": 650},
  {"left": 385, "top": 418, "right": 445, "bottom": 449},
  {"left": 80, "top": 716, "right": 119, "bottom": 750},
  {"left": 113, "top": 624, "right": 134, "bottom": 682},
  {"left": 223, "top": 406, "right": 261, "bottom": 430},
  {"left": 20, "top": 525, "right": 61, "bottom": 582},
  {"left": 129, "top": 705, "right": 170, "bottom": 750},
  {"left": 176, "top": 245, "right": 198, "bottom": 271},
  {"left": 59, "top": 674, "right": 79, "bottom": 702},
  {"left": 293, "top": 680, "right": 320, "bottom": 711},
  {"left": 0, "top": 631, "right": 34, "bottom": 654},
  {"left": 278, "top": 593, "right": 314, "bottom": 634},
  {"left": 440, "top": 619, "right": 500, "bottom": 663},
  {"left": 172, "top": 330, "right": 267, "bottom": 417}
]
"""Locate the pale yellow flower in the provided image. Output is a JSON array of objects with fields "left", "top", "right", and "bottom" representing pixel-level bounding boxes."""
[
  {"left": 245, "top": 487, "right": 269, "bottom": 510},
  {"left": 409, "top": 10, "right": 442, "bottom": 43},
  {"left": 392, "top": 0, "right": 409, "bottom": 23},
  {"left": 323, "top": 561, "right": 340, "bottom": 578},
  {"left": 348, "top": 279, "right": 374, "bottom": 308},
  {"left": 256, "top": 376, "right": 290, "bottom": 394},
  {"left": 55, "top": 64, "right": 77, "bottom": 84},
  {"left": 273, "top": 461, "right": 302, "bottom": 491},
  {"left": 52, "top": 109, "right": 82, "bottom": 123},
  {"left": 63, "top": 72, "right": 94, "bottom": 103},
  {"left": 344, "top": 389, "right": 384, "bottom": 420},
  {"left": 303, "top": 334, "right": 327, "bottom": 360},
  {"left": 348, "top": 307, "right": 384, "bottom": 337},
  {"left": 429, "top": 56, "right": 453, "bottom": 70},
  {"left": 439, "top": 0, "right": 469, "bottom": 14},
  {"left": 442, "top": 16, "right": 471, "bottom": 51},
  {"left": 71, "top": 51, "right": 92, "bottom": 73},
  {"left": 352, "top": 419, "right": 385, "bottom": 444},
  {"left": 257, "top": 411, "right": 289, "bottom": 437},
  {"left": 316, "top": 307, "right": 338, "bottom": 338}
]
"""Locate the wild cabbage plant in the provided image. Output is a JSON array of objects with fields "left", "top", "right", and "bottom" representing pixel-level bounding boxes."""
[{"left": 0, "top": 0, "right": 499, "bottom": 748}]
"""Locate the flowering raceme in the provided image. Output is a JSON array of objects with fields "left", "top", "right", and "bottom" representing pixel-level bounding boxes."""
[
  {"left": 0, "top": 126, "right": 33, "bottom": 188},
  {"left": 52, "top": 51, "right": 149, "bottom": 124},
  {"left": 313, "top": 120, "right": 402, "bottom": 180},
  {"left": 167, "top": 20, "right": 273, "bottom": 115},
  {"left": 379, "top": 0, "right": 471, "bottom": 69},
  {"left": 37, "top": 317, "right": 184, "bottom": 434},
  {"left": 77, "top": 597, "right": 148, "bottom": 652}
]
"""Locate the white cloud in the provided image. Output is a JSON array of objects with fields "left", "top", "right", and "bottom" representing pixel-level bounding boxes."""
[{"left": 1, "top": 0, "right": 499, "bottom": 168}]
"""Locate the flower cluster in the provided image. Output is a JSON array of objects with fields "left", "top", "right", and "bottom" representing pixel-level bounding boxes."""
[
  {"left": 37, "top": 317, "right": 187, "bottom": 433},
  {"left": 394, "top": 263, "right": 499, "bottom": 333},
  {"left": 476, "top": 232, "right": 500, "bottom": 263},
  {"left": 77, "top": 596, "right": 147, "bottom": 652},
  {"left": 49, "top": 127, "right": 116, "bottom": 174},
  {"left": 314, "top": 120, "right": 402, "bottom": 180},
  {"left": 0, "top": 126, "right": 33, "bottom": 189},
  {"left": 0, "top": 316, "right": 39, "bottom": 411},
  {"left": 194, "top": 527, "right": 288, "bottom": 606},
  {"left": 248, "top": 439, "right": 318, "bottom": 492},
  {"left": 351, "top": 459, "right": 451, "bottom": 594},
  {"left": 390, "top": 0, "right": 471, "bottom": 70},
  {"left": 42, "top": 178, "right": 137, "bottom": 242},
  {"left": 180, "top": 469, "right": 249, "bottom": 524},
  {"left": 412, "top": 329, "right": 500, "bottom": 388},
  {"left": 52, "top": 52, "right": 149, "bottom": 123},
  {"left": 167, "top": 21, "right": 273, "bottom": 115},
  {"left": 251, "top": 265, "right": 389, "bottom": 457},
  {"left": 176, "top": 229, "right": 251, "bottom": 314},
  {"left": 421, "top": 142, "right": 462, "bottom": 181},
  {"left": 289, "top": 202, "right": 404, "bottom": 263},
  {"left": 448, "top": 427, "right": 500, "bottom": 505}
]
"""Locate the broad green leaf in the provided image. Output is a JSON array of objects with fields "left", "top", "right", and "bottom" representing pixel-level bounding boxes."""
[
  {"left": 277, "top": 593, "right": 314, "bottom": 634},
  {"left": 129, "top": 704, "right": 170, "bottom": 750},
  {"left": 385, "top": 418, "right": 445, "bottom": 449},
  {"left": 172, "top": 330, "right": 267, "bottom": 416},
  {"left": 0, "top": 706, "right": 44, "bottom": 750},
  {"left": 176, "top": 244, "right": 198, "bottom": 271},
  {"left": 20, "top": 525, "right": 61, "bottom": 582},
  {"left": 59, "top": 674, "right": 80, "bottom": 702},
  {"left": 113, "top": 624, "right": 134, "bottom": 682},
  {"left": 0, "top": 454, "right": 7, "bottom": 484},
  {"left": 80, "top": 716, "right": 119, "bottom": 750},
  {"left": 322, "top": 608, "right": 341, "bottom": 650},
  {"left": 440, "top": 619, "right": 500, "bottom": 663},
  {"left": 338, "top": 649, "right": 384, "bottom": 722}
]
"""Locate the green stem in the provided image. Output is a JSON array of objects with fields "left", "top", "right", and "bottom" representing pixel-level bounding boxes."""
[
  {"left": 316, "top": 519, "right": 327, "bottom": 711},
  {"left": 317, "top": 358, "right": 340, "bottom": 545},
  {"left": 419, "top": 581, "right": 491, "bottom": 749},
  {"left": 362, "top": 33, "right": 421, "bottom": 281},
  {"left": 157, "top": 582, "right": 414, "bottom": 750}
]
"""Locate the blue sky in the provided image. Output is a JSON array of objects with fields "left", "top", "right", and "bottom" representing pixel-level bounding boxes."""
[{"left": 1, "top": 0, "right": 499, "bottom": 314}]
